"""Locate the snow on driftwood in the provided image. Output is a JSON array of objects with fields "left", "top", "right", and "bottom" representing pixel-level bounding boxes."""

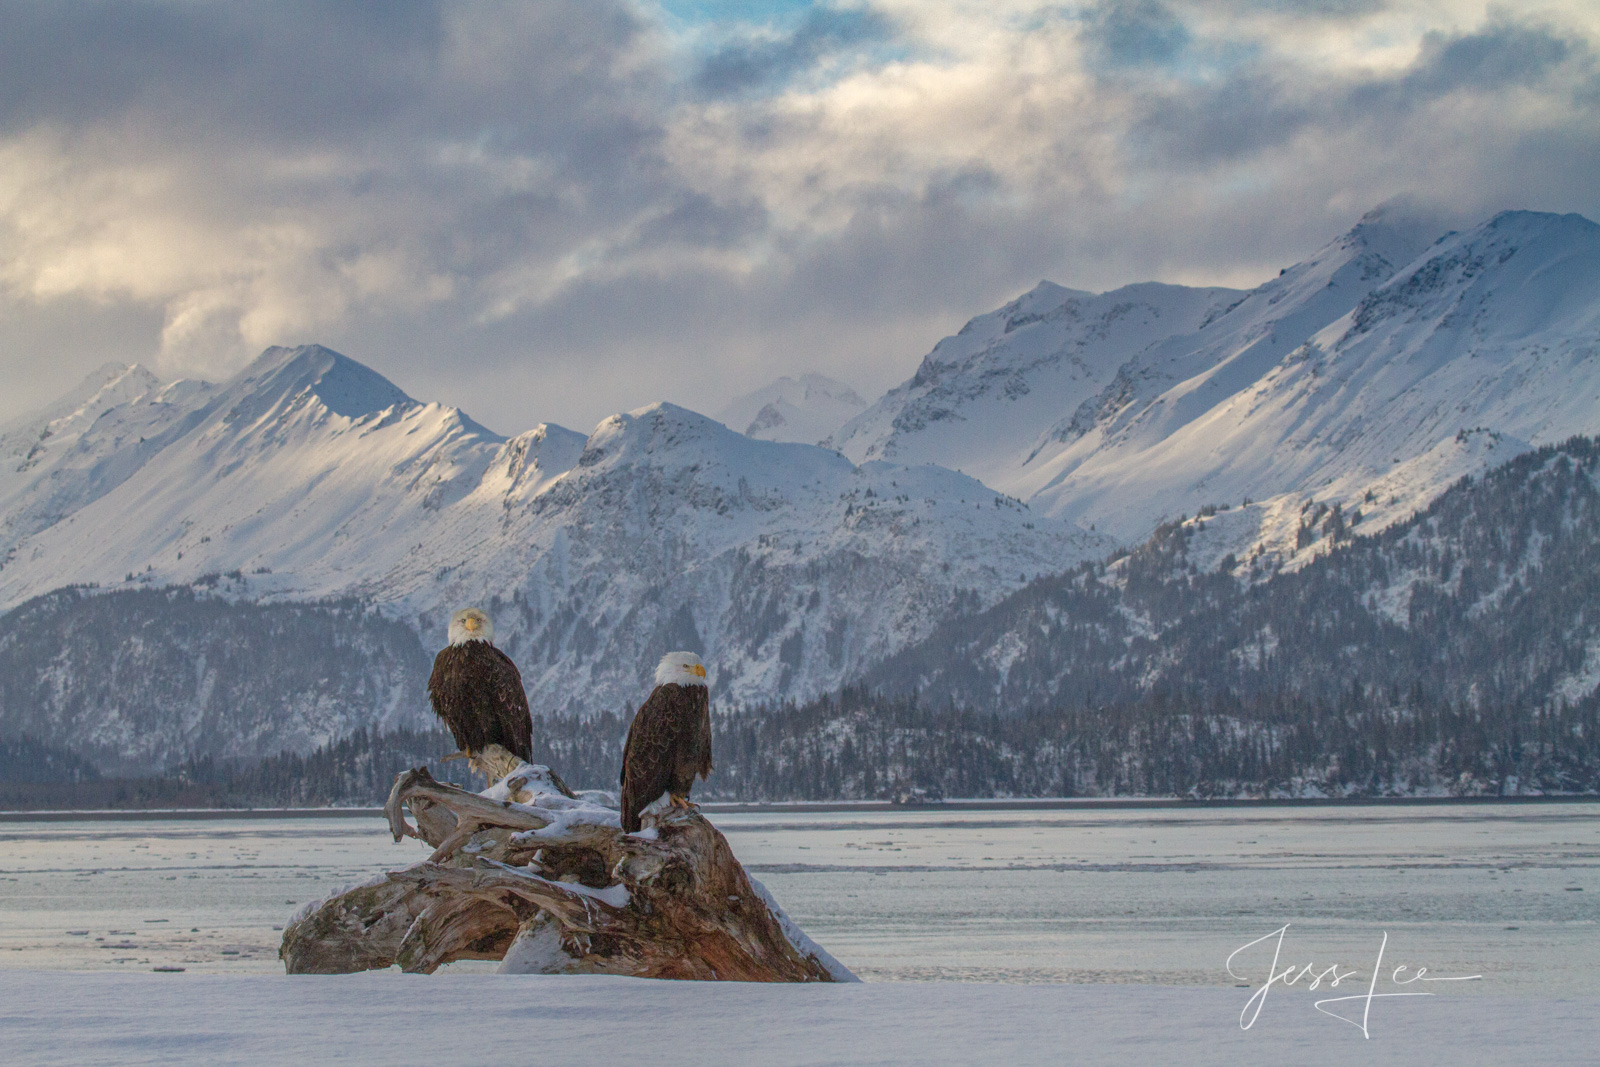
[{"left": 280, "top": 751, "right": 855, "bottom": 982}]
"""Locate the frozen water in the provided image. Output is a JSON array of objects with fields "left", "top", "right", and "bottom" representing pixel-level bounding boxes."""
[
  {"left": 723, "top": 802, "right": 1600, "bottom": 994},
  {"left": 0, "top": 818, "right": 408, "bottom": 972},
  {"left": 0, "top": 802, "right": 1594, "bottom": 996}
]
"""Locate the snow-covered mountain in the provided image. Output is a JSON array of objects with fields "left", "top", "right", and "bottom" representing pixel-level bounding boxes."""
[
  {"left": 865, "top": 435, "right": 1600, "bottom": 720},
  {"left": 1019, "top": 209, "right": 1600, "bottom": 554},
  {"left": 0, "top": 363, "right": 218, "bottom": 569},
  {"left": 0, "top": 346, "right": 1104, "bottom": 721},
  {"left": 827, "top": 279, "right": 1245, "bottom": 486},
  {"left": 0, "top": 345, "right": 508, "bottom": 605},
  {"left": 5, "top": 204, "right": 1599, "bottom": 772},
  {"left": 832, "top": 207, "right": 1600, "bottom": 564},
  {"left": 716, "top": 373, "right": 867, "bottom": 444}
]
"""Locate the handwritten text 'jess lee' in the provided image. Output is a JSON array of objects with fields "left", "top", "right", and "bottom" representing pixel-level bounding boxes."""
[{"left": 1227, "top": 923, "right": 1481, "bottom": 1038}]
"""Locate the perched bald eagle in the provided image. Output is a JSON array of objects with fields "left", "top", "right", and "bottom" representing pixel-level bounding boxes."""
[
  {"left": 620, "top": 651, "right": 712, "bottom": 833},
  {"left": 428, "top": 608, "right": 533, "bottom": 772}
]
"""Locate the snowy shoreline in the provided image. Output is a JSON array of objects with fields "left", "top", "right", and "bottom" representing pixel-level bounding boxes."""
[{"left": 2, "top": 793, "right": 1596, "bottom": 821}]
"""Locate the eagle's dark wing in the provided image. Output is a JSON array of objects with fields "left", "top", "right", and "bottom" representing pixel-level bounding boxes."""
[
  {"left": 428, "top": 645, "right": 474, "bottom": 754},
  {"left": 621, "top": 685, "right": 679, "bottom": 833},
  {"left": 695, "top": 686, "right": 713, "bottom": 780},
  {"left": 484, "top": 644, "right": 533, "bottom": 762},
  {"left": 427, "top": 643, "right": 533, "bottom": 762}
]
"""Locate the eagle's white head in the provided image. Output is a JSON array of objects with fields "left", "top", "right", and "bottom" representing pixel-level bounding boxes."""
[
  {"left": 655, "top": 651, "right": 708, "bottom": 688},
  {"left": 448, "top": 607, "right": 494, "bottom": 646}
]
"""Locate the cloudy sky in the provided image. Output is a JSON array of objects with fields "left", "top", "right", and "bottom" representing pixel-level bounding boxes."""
[{"left": 1, "top": 0, "right": 1596, "bottom": 435}]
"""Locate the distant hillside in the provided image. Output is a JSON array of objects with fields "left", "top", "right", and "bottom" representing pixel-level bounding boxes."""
[
  {"left": 0, "top": 587, "right": 431, "bottom": 775},
  {"left": 0, "top": 736, "right": 101, "bottom": 784},
  {"left": 867, "top": 435, "right": 1600, "bottom": 721},
  {"left": 712, "top": 687, "right": 1599, "bottom": 799},
  {"left": 7, "top": 677, "right": 1591, "bottom": 806}
]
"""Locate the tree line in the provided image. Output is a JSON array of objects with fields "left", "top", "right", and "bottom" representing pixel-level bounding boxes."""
[{"left": 5, "top": 676, "right": 1591, "bottom": 808}]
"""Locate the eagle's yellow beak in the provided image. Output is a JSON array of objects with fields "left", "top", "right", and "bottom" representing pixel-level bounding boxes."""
[
  {"left": 690, "top": 663, "right": 706, "bottom": 678},
  {"left": 465, "top": 617, "right": 480, "bottom": 631}
]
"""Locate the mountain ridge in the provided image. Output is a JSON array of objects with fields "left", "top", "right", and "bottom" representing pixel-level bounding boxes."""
[
  {"left": 2, "top": 205, "right": 1598, "bottom": 775},
  {"left": 832, "top": 207, "right": 1600, "bottom": 566},
  {"left": 0, "top": 348, "right": 1105, "bottom": 725}
]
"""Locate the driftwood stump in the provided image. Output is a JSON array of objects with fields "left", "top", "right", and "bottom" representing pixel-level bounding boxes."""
[{"left": 280, "top": 754, "right": 854, "bottom": 982}]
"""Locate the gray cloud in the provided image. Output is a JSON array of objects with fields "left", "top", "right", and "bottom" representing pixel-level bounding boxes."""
[
  {"left": 1203, "top": 0, "right": 1386, "bottom": 15},
  {"left": 1127, "top": 14, "right": 1593, "bottom": 166},
  {"left": 632, "top": 193, "right": 771, "bottom": 250},
  {"left": 693, "top": 4, "right": 894, "bottom": 97},
  {"left": 0, "top": 1, "right": 1596, "bottom": 437},
  {"left": 0, "top": 1, "right": 446, "bottom": 140},
  {"left": 1402, "top": 19, "right": 1582, "bottom": 95},
  {"left": 1083, "top": 0, "right": 1190, "bottom": 69}
]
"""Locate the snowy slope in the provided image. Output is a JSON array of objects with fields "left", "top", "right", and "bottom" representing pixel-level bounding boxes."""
[
  {"left": 832, "top": 207, "right": 1600, "bottom": 560},
  {"left": 716, "top": 373, "right": 866, "bottom": 444},
  {"left": 0, "top": 345, "right": 509, "bottom": 605},
  {"left": 0, "top": 588, "right": 432, "bottom": 774},
  {"left": 0, "top": 347, "right": 1104, "bottom": 718},
  {"left": 462, "top": 404, "right": 1101, "bottom": 710},
  {"left": 867, "top": 436, "right": 1600, "bottom": 715},
  {"left": 0, "top": 363, "right": 217, "bottom": 569},
  {"left": 827, "top": 280, "right": 1244, "bottom": 490},
  {"left": 1018, "top": 210, "right": 1600, "bottom": 550}
]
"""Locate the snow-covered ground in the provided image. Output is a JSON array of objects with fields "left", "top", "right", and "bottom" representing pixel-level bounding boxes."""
[
  {"left": 2, "top": 971, "right": 1593, "bottom": 1066},
  {"left": 4, "top": 805, "right": 1594, "bottom": 987}
]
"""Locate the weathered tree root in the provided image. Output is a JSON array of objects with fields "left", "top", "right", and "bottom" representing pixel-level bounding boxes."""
[{"left": 281, "top": 760, "right": 854, "bottom": 982}]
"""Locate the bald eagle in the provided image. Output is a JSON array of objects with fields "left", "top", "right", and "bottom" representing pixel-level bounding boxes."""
[
  {"left": 620, "top": 651, "right": 712, "bottom": 833},
  {"left": 427, "top": 608, "right": 533, "bottom": 774}
]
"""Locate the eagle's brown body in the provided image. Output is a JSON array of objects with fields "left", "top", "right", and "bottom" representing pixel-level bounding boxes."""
[
  {"left": 427, "top": 640, "right": 533, "bottom": 763},
  {"left": 621, "top": 681, "right": 712, "bottom": 833}
]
